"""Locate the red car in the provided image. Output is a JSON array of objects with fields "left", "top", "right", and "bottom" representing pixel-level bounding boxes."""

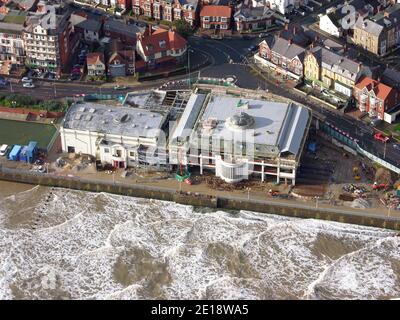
[{"left": 374, "top": 132, "right": 389, "bottom": 143}]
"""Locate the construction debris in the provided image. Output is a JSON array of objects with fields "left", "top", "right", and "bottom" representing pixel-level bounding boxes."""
[
  {"left": 374, "top": 168, "right": 393, "bottom": 185},
  {"left": 351, "top": 198, "right": 371, "bottom": 209}
]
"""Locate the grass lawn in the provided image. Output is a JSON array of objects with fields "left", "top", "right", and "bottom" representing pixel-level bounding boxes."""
[{"left": 0, "top": 119, "right": 57, "bottom": 150}]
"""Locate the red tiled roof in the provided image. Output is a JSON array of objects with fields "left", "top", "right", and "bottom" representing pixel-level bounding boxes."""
[
  {"left": 139, "top": 28, "right": 187, "bottom": 57},
  {"left": 200, "top": 5, "right": 232, "bottom": 17},
  {"left": 355, "top": 76, "right": 393, "bottom": 100},
  {"left": 86, "top": 52, "right": 104, "bottom": 65}
]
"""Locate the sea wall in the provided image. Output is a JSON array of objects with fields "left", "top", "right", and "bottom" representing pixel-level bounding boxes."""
[{"left": 0, "top": 169, "right": 399, "bottom": 231}]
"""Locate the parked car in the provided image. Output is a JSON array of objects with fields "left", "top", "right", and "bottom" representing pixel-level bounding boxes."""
[
  {"left": 393, "top": 144, "right": 400, "bottom": 151},
  {"left": 0, "top": 144, "right": 9, "bottom": 156},
  {"left": 248, "top": 44, "right": 258, "bottom": 52},
  {"left": 21, "top": 77, "right": 32, "bottom": 83},
  {"left": 374, "top": 132, "right": 390, "bottom": 143},
  {"left": 23, "top": 82, "right": 35, "bottom": 88},
  {"left": 370, "top": 118, "right": 382, "bottom": 127},
  {"left": 321, "top": 89, "right": 329, "bottom": 96},
  {"left": 114, "top": 85, "right": 127, "bottom": 90},
  {"left": 70, "top": 74, "right": 80, "bottom": 81}
]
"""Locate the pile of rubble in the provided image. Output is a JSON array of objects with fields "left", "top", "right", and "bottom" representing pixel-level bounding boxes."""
[
  {"left": 342, "top": 184, "right": 367, "bottom": 196},
  {"left": 204, "top": 176, "right": 257, "bottom": 191},
  {"left": 380, "top": 192, "right": 400, "bottom": 210}
]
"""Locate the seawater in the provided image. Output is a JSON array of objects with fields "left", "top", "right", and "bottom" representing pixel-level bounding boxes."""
[{"left": 0, "top": 182, "right": 399, "bottom": 300}]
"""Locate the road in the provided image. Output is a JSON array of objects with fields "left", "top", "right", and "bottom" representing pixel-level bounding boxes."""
[{"left": 0, "top": 78, "right": 175, "bottom": 99}]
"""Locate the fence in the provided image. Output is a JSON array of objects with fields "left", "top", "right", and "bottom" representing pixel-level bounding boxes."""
[{"left": 0, "top": 165, "right": 399, "bottom": 230}]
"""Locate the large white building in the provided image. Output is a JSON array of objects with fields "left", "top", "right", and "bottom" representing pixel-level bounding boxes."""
[
  {"left": 170, "top": 91, "right": 311, "bottom": 185},
  {"left": 60, "top": 96, "right": 168, "bottom": 168}
]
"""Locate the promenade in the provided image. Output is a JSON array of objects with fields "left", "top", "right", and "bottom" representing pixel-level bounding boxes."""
[{"left": 0, "top": 164, "right": 399, "bottom": 231}]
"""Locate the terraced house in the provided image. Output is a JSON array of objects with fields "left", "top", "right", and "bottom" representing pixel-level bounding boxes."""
[
  {"left": 353, "top": 76, "right": 400, "bottom": 120},
  {"left": 132, "top": 0, "right": 199, "bottom": 26},
  {"left": 304, "top": 46, "right": 369, "bottom": 97},
  {"left": 352, "top": 3, "right": 400, "bottom": 56},
  {"left": 256, "top": 35, "right": 306, "bottom": 81}
]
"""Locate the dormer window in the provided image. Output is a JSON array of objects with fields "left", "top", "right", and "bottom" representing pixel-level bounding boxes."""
[{"left": 159, "top": 40, "right": 166, "bottom": 48}]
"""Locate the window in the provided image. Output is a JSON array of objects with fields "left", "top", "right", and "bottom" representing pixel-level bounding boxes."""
[
  {"left": 129, "top": 151, "right": 135, "bottom": 157},
  {"left": 104, "top": 148, "right": 110, "bottom": 153}
]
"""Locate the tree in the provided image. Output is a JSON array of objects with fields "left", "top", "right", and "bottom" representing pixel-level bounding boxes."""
[{"left": 172, "top": 20, "right": 194, "bottom": 39}]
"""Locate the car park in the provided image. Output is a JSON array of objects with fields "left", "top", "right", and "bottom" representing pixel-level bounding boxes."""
[
  {"left": 374, "top": 132, "right": 389, "bottom": 143},
  {"left": 0, "top": 144, "right": 9, "bottom": 156}
]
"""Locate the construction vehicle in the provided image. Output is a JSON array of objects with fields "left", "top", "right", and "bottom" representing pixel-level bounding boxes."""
[
  {"left": 372, "top": 182, "right": 389, "bottom": 191},
  {"left": 353, "top": 167, "right": 361, "bottom": 180}
]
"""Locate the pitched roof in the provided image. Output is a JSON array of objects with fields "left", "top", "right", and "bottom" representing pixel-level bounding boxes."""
[
  {"left": 355, "top": 76, "right": 394, "bottom": 100},
  {"left": 76, "top": 18, "right": 102, "bottom": 32},
  {"left": 309, "top": 46, "right": 361, "bottom": 81},
  {"left": 139, "top": 28, "right": 187, "bottom": 57},
  {"left": 261, "top": 36, "right": 306, "bottom": 61},
  {"left": 86, "top": 52, "right": 105, "bottom": 66},
  {"left": 104, "top": 18, "right": 144, "bottom": 37},
  {"left": 200, "top": 5, "right": 232, "bottom": 17}
]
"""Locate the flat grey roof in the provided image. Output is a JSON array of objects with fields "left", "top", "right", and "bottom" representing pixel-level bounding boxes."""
[
  {"left": 63, "top": 102, "right": 165, "bottom": 139},
  {"left": 171, "top": 93, "right": 207, "bottom": 143},
  {"left": 195, "top": 94, "right": 310, "bottom": 156},
  {"left": 199, "top": 95, "right": 289, "bottom": 146}
]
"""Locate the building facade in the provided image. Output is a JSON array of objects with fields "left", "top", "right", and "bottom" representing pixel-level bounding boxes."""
[
  {"left": 136, "top": 28, "right": 187, "bottom": 69},
  {"left": 255, "top": 35, "right": 305, "bottom": 80},
  {"left": 352, "top": 4, "right": 400, "bottom": 56},
  {"left": 87, "top": 52, "right": 106, "bottom": 76},
  {"left": 23, "top": 8, "right": 76, "bottom": 76},
  {"left": 353, "top": 76, "right": 400, "bottom": 119},
  {"left": 200, "top": 5, "right": 232, "bottom": 30},
  {"left": 304, "top": 46, "right": 366, "bottom": 97}
]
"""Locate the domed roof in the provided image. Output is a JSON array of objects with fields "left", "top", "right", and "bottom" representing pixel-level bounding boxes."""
[{"left": 226, "top": 111, "right": 254, "bottom": 130}]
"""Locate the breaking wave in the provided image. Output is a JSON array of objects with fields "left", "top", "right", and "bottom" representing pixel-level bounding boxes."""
[{"left": 0, "top": 186, "right": 398, "bottom": 299}]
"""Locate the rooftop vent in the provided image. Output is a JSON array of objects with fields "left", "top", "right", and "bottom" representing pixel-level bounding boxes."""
[
  {"left": 78, "top": 107, "right": 86, "bottom": 112},
  {"left": 89, "top": 108, "right": 95, "bottom": 113},
  {"left": 108, "top": 109, "right": 112, "bottom": 112}
]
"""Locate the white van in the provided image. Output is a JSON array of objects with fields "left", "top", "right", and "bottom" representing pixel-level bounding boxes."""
[{"left": 0, "top": 144, "right": 9, "bottom": 156}]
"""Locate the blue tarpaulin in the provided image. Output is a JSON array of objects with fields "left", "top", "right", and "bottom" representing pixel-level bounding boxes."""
[
  {"left": 8, "top": 145, "right": 22, "bottom": 161},
  {"left": 26, "top": 141, "right": 38, "bottom": 163},
  {"left": 308, "top": 142, "right": 317, "bottom": 153}
]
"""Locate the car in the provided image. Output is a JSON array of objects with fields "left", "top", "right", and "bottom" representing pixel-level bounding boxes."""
[
  {"left": 393, "top": 144, "right": 400, "bottom": 151},
  {"left": 370, "top": 118, "right": 382, "bottom": 127},
  {"left": 0, "top": 144, "right": 8, "bottom": 156},
  {"left": 321, "top": 89, "right": 329, "bottom": 96},
  {"left": 21, "top": 77, "right": 32, "bottom": 83},
  {"left": 23, "top": 82, "right": 35, "bottom": 88},
  {"left": 114, "top": 85, "right": 127, "bottom": 90},
  {"left": 374, "top": 132, "right": 390, "bottom": 143},
  {"left": 248, "top": 44, "right": 258, "bottom": 52}
]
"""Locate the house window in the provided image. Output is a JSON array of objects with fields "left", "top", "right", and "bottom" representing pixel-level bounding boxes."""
[
  {"left": 104, "top": 148, "right": 109, "bottom": 153},
  {"left": 129, "top": 151, "right": 135, "bottom": 157}
]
